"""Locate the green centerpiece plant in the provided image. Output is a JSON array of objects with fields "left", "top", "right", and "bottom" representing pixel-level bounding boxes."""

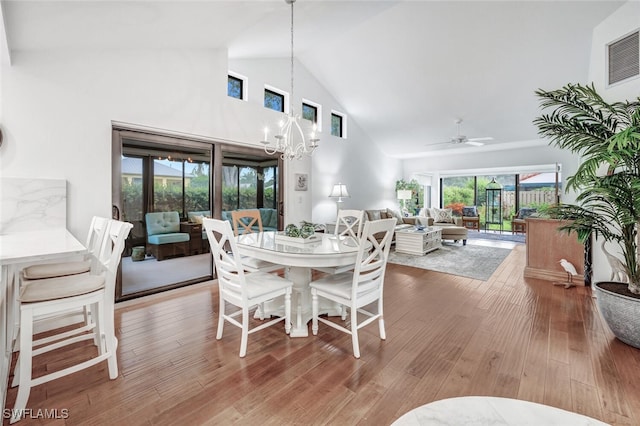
[
  {"left": 284, "top": 221, "right": 320, "bottom": 239},
  {"left": 533, "top": 83, "right": 640, "bottom": 348}
]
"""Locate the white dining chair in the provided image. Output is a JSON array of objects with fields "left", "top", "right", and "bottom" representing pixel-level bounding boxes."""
[
  {"left": 14, "top": 216, "right": 111, "bottom": 346},
  {"left": 310, "top": 218, "right": 396, "bottom": 358},
  {"left": 230, "top": 210, "right": 282, "bottom": 275},
  {"left": 10, "top": 219, "right": 133, "bottom": 424},
  {"left": 314, "top": 209, "right": 365, "bottom": 276},
  {"left": 203, "top": 218, "right": 292, "bottom": 358}
]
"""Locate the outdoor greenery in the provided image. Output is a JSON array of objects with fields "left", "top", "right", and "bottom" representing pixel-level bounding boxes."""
[
  {"left": 534, "top": 83, "right": 640, "bottom": 295},
  {"left": 442, "top": 174, "right": 554, "bottom": 228}
]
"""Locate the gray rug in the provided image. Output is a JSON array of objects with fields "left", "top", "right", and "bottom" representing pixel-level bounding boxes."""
[
  {"left": 388, "top": 243, "right": 512, "bottom": 281},
  {"left": 466, "top": 230, "right": 526, "bottom": 244}
]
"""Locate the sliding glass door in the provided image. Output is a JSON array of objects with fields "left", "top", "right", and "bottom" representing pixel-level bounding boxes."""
[
  {"left": 112, "top": 128, "right": 283, "bottom": 302},
  {"left": 113, "top": 129, "right": 214, "bottom": 301}
]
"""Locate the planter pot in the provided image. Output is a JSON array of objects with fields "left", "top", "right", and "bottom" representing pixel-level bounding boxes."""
[
  {"left": 595, "top": 282, "right": 640, "bottom": 349},
  {"left": 131, "top": 246, "right": 146, "bottom": 262}
]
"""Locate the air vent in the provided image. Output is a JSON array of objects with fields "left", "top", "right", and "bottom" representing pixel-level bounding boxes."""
[{"left": 608, "top": 30, "right": 639, "bottom": 85}]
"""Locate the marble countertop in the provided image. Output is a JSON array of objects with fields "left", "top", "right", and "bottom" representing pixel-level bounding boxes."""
[
  {"left": 0, "top": 229, "right": 85, "bottom": 264},
  {"left": 392, "top": 396, "right": 609, "bottom": 426}
]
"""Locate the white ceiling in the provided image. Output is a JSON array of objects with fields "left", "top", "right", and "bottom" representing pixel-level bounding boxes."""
[{"left": 1, "top": 0, "right": 626, "bottom": 158}]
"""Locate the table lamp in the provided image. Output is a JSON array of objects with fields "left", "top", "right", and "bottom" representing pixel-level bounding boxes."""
[
  {"left": 329, "top": 183, "right": 350, "bottom": 214},
  {"left": 397, "top": 189, "right": 412, "bottom": 215}
]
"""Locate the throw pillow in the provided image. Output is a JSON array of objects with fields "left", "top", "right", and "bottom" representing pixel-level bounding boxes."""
[
  {"left": 192, "top": 215, "right": 204, "bottom": 225},
  {"left": 432, "top": 207, "right": 453, "bottom": 223},
  {"left": 368, "top": 210, "right": 381, "bottom": 221},
  {"left": 386, "top": 208, "right": 404, "bottom": 226},
  {"left": 519, "top": 208, "right": 537, "bottom": 219},
  {"left": 462, "top": 206, "right": 478, "bottom": 217}
]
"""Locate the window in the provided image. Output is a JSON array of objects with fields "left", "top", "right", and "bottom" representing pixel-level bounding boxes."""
[
  {"left": 439, "top": 171, "right": 559, "bottom": 232},
  {"left": 228, "top": 75, "right": 243, "bottom": 99},
  {"left": 264, "top": 88, "right": 285, "bottom": 112},
  {"left": 331, "top": 112, "right": 347, "bottom": 138},
  {"left": 302, "top": 103, "right": 317, "bottom": 124},
  {"left": 222, "top": 163, "right": 278, "bottom": 211}
]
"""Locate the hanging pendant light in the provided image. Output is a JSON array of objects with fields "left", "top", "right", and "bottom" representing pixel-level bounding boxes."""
[{"left": 261, "top": 0, "right": 319, "bottom": 160}]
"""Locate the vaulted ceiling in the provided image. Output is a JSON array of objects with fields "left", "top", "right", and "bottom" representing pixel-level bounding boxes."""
[{"left": 1, "top": 0, "right": 626, "bottom": 158}]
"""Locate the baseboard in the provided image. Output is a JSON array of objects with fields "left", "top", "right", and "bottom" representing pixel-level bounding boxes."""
[{"left": 524, "top": 266, "right": 586, "bottom": 286}]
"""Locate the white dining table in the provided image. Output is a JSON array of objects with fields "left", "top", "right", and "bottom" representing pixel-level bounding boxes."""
[
  {"left": 236, "top": 231, "right": 364, "bottom": 337},
  {"left": 0, "top": 228, "right": 86, "bottom": 412}
]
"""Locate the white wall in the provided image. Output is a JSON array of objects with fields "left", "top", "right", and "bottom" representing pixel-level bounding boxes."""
[
  {"left": 588, "top": 1, "right": 640, "bottom": 101},
  {"left": 1, "top": 48, "right": 228, "bottom": 238},
  {"left": 229, "top": 57, "right": 402, "bottom": 226},
  {"left": 1, "top": 48, "right": 397, "bottom": 238},
  {"left": 588, "top": 0, "right": 640, "bottom": 284}
]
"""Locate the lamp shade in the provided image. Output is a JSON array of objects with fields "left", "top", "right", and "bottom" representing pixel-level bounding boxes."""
[
  {"left": 397, "top": 190, "right": 412, "bottom": 200},
  {"left": 329, "top": 183, "right": 350, "bottom": 198}
]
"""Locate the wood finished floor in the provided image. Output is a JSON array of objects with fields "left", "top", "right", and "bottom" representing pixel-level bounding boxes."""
[{"left": 5, "top": 244, "right": 640, "bottom": 425}]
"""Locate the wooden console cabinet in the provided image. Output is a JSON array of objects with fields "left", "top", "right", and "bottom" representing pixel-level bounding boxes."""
[
  {"left": 524, "top": 218, "right": 585, "bottom": 285},
  {"left": 180, "top": 222, "right": 204, "bottom": 255}
]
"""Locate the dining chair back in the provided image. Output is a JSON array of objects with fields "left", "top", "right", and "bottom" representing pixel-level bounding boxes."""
[
  {"left": 310, "top": 218, "right": 396, "bottom": 358},
  {"left": 10, "top": 219, "right": 132, "bottom": 423},
  {"left": 203, "top": 218, "right": 292, "bottom": 357},
  {"left": 228, "top": 210, "right": 281, "bottom": 275},
  {"left": 335, "top": 209, "right": 364, "bottom": 240},
  {"left": 314, "top": 209, "right": 365, "bottom": 276},
  {"left": 231, "top": 210, "right": 263, "bottom": 236}
]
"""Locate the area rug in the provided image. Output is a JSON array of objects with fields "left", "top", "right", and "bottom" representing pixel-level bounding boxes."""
[
  {"left": 466, "top": 230, "right": 526, "bottom": 244},
  {"left": 387, "top": 243, "right": 513, "bottom": 281}
]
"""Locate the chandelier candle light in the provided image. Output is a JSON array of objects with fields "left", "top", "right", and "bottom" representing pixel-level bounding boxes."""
[{"left": 261, "top": 0, "right": 319, "bottom": 160}]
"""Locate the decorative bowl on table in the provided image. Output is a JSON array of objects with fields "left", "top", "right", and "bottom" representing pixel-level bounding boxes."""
[{"left": 414, "top": 225, "right": 425, "bottom": 231}]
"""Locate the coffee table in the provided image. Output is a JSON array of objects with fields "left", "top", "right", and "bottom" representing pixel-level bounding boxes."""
[{"left": 395, "top": 227, "right": 442, "bottom": 255}]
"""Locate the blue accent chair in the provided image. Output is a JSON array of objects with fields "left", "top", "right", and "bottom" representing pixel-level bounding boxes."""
[{"left": 145, "top": 212, "right": 190, "bottom": 261}]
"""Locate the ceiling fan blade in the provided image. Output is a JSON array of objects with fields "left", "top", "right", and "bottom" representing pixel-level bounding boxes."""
[
  {"left": 467, "top": 137, "right": 493, "bottom": 142},
  {"left": 465, "top": 141, "right": 485, "bottom": 147}
]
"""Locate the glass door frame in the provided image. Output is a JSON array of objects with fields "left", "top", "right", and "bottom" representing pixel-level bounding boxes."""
[
  {"left": 213, "top": 144, "right": 284, "bottom": 230},
  {"left": 112, "top": 126, "right": 284, "bottom": 301},
  {"left": 112, "top": 127, "right": 215, "bottom": 301}
]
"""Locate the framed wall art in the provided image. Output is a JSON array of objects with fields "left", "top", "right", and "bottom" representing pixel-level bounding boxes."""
[{"left": 295, "top": 173, "right": 308, "bottom": 191}]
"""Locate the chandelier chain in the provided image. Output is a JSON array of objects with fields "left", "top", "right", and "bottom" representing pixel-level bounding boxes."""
[
  {"left": 260, "top": 0, "right": 319, "bottom": 160},
  {"left": 290, "top": 0, "right": 294, "bottom": 111}
]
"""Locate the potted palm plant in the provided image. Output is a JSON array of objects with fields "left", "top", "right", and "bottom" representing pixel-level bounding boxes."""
[{"left": 533, "top": 83, "right": 640, "bottom": 348}]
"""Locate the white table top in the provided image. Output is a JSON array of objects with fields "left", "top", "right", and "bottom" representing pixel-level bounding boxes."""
[
  {"left": 0, "top": 229, "right": 86, "bottom": 264},
  {"left": 236, "top": 231, "right": 363, "bottom": 268},
  {"left": 392, "top": 396, "right": 609, "bottom": 426}
]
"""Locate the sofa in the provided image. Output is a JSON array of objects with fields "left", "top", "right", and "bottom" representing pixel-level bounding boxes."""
[
  {"left": 417, "top": 207, "right": 468, "bottom": 245},
  {"left": 363, "top": 208, "right": 423, "bottom": 243},
  {"left": 187, "top": 210, "right": 211, "bottom": 223},
  {"left": 364, "top": 208, "right": 421, "bottom": 230},
  {"left": 145, "top": 211, "right": 190, "bottom": 261}
]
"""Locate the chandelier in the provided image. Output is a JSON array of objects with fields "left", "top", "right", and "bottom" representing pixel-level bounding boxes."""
[{"left": 261, "top": 0, "right": 319, "bottom": 160}]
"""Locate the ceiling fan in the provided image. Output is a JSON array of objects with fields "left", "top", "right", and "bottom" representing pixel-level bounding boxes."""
[{"left": 448, "top": 119, "right": 493, "bottom": 146}]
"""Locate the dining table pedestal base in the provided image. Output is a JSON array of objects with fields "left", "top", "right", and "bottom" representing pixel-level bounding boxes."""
[{"left": 257, "top": 266, "right": 342, "bottom": 337}]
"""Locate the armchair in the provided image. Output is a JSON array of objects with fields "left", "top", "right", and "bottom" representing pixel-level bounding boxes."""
[
  {"left": 511, "top": 208, "right": 537, "bottom": 235},
  {"left": 461, "top": 206, "right": 480, "bottom": 231},
  {"left": 145, "top": 212, "right": 190, "bottom": 261}
]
